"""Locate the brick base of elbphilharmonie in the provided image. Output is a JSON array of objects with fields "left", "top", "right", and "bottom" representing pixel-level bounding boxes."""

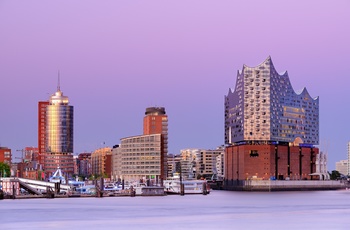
[{"left": 223, "top": 143, "right": 345, "bottom": 191}]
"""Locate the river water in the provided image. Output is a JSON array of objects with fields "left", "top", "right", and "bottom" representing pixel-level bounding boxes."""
[{"left": 1, "top": 190, "right": 350, "bottom": 230}]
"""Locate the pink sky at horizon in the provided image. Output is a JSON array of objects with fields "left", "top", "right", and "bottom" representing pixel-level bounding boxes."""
[{"left": 0, "top": 0, "right": 349, "bottom": 170}]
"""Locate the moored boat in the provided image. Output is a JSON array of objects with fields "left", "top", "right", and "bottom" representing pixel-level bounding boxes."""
[{"left": 163, "top": 179, "right": 210, "bottom": 194}]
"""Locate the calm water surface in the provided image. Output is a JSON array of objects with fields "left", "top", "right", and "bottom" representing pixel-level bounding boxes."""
[{"left": 1, "top": 190, "right": 350, "bottom": 230}]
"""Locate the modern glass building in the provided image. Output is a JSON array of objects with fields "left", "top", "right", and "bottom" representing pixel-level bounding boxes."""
[
  {"left": 224, "top": 57, "right": 321, "bottom": 185},
  {"left": 225, "top": 56, "right": 319, "bottom": 145},
  {"left": 43, "top": 84, "right": 74, "bottom": 177}
]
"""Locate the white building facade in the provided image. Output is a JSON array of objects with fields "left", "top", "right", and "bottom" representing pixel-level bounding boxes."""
[
  {"left": 335, "top": 159, "right": 348, "bottom": 176},
  {"left": 180, "top": 148, "right": 224, "bottom": 179}
]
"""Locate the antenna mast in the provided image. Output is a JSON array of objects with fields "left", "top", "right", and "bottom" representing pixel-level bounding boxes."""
[{"left": 57, "top": 70, "right": 61, "bottom": 91}]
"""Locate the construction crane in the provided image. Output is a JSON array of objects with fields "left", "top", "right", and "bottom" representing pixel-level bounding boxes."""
[{"left": 16, "top": 149, "right": 25, "bottom": 163}]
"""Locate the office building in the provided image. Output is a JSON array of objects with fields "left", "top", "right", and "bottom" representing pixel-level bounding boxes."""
[
  {"left": 143, "top": 107, "right": 168, "bottom": 178},
  {"left": 117, "top": 107, "right": 168, "bottom": 183},
  {"left": 38, "top": 101, "right": 49, "bottom": 166},
  {"left": 180, "top": 148, "right": 224, "bottom": 179},
  {"left": 91, "top": 147, "right": 112, "bottom": 178},
  {"left": 40, "top": 81, "right": 74, "bottom": 177},
  {"left": 166, "top": 154, "right": 181, "bottom": 178},
  {"left": 77, "top": 153, "right": 92, "bottom": 178},
  {"left": 224, "top": 57, "right": 320, "bottom": 186},
  {"left": 120, "top": 134, "right": 162, "bottom": 183},
  {"left": 111, "top": 145, "right": 121, "bottom": 181},
  {"left": 335, "top": 160, "right": 348, "bottom": 176}
]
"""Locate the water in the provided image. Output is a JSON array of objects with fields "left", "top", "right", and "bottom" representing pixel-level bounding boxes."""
[{"left": 1, "top": 190, "right": 350, "bottom": 230}]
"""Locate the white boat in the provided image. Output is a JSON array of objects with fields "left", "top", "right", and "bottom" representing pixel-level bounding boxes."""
[
  {"left": 75, "top": 185, "right": 96, "bottom": 195},
  {"left": 163, "top": 179, "right": 210, "bottom": 194},
  {"left": 104, "top": 183, "right": 123, "bottom": 193}
]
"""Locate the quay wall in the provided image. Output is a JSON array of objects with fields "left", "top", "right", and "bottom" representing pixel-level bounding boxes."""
[{"left": 224, "top": 180, "right": 345, "bottom": 191}]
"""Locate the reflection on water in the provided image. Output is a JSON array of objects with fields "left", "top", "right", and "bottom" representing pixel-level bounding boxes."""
[{"left": 1, "top": 190, "right": 350, "bottom": 229}]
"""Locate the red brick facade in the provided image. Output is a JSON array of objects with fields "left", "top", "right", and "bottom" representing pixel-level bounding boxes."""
[
  {"left": 225, "top": 144, "right": 318, "bottom": 181},
  {"left": 0, "top": 147, "right": 12, "bottom": 164},
  {"left": 38, "top": 101, "right": 49, "bottom": 166}
]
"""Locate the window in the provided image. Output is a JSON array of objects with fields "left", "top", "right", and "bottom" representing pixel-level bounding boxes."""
[{"left": 250, "top": 150, "right": 259, "bottom": 157}]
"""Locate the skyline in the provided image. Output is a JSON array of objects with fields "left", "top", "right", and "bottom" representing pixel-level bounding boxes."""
[{"left": 1, "top": 1, "right": 350, "bottom": 170}]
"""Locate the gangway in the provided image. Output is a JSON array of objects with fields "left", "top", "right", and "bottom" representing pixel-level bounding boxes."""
[
  {"left": 18, "top": 180, "right": 42, "bottom": 195},
  {"left": 17, "top": 178, "right": 71, "bottom": 193}
]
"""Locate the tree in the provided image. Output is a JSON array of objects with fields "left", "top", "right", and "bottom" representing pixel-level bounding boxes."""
[
  {"left": 0, "top": 162, "right": 11, "bottom": 177},
  {"left": 329, "top": 170, "right": 341, "bottom": 180}
]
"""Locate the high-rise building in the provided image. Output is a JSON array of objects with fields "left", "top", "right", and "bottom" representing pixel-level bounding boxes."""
[
  {"left": 143, "top": 107, "right": 168, "bottom": 179},
  {"left": 117, "top": 107, "right": 168, "bottom": 183},
  {"left": 225, "top": 56, "right": 319, "bottom": 144},
  {"left": 38, "top": 101, "right": 49, "bottom": 165},
  {"left": 40, "top": 81, "right": 74, "bottom": 177},
  {"left": 224, "top": 57, "right": 321, "bottom": 187}
]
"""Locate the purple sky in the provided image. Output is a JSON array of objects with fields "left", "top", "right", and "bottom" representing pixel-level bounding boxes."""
[{"left": 0, "top": 1, "right": 349, "bottom": 170}]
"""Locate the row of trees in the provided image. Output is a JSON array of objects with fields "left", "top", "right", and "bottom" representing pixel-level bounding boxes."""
[
  {"left": 0, "top": 162, "right": 10, "bottom": 177},
  {"left": 329, "top": 170, "right": 348, "bottom": 180}
]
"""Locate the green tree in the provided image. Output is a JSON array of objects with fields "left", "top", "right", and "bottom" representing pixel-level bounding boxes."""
[
  {"left": 0, "top": 162, "right": 11, "bottom": 177},
  {"left": 329, "top": 170, "right": 341, "bottom": 180}
]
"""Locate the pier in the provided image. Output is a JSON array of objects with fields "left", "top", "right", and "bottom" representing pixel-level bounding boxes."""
[{"left": 224, "top": 179, "right": 346, "bottom": 191}]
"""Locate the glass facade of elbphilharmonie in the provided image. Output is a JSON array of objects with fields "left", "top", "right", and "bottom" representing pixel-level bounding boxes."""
[{"left": 225, "top": 56, "right": 319, "bottom": 145}]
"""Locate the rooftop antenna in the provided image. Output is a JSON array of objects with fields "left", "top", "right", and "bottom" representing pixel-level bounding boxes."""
[{"left": 57, "top": 70, "right": 61, "bottom": 91}]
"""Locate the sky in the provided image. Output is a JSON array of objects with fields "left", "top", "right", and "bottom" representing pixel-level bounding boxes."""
[{"left": 0, "top": 0, "right": 349, "bottom": 170}]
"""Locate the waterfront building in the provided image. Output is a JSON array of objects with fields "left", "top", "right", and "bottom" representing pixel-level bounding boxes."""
[
  {"left": 180, "top": 149, "right": 199, "bottom": 179},
  {"left": 14, "top": 147, "right": 42, "bottom": 179},
  {"left": 39, "top": 80, "right": 74, "bottom": 177},
  {"left": 0, "top": 147, "right": 11, "bottom": 164},
  {"left": 117, "top": 107, "right": 168, "bottom": 183},
  {"left": 216, "top": 151, "right": 225, "bottom": 179},
  {"left": 143, "top": 107, "right": 168, "bottom": 179},
  {"left": 335, "top": 159, "right": 348, "bottom": 176},
  {"left": 224, "top": 57, "right": 320, "bottom": 186},
  {"left": 16, "top": 161, "right": 42, "bottom": 180},
  {"left": 73, "top": 155, "right": 79, "bottom": 175},
  {"left": 180, "top": 148, "right": 224, "bottom": 179},
  {"left": 111, "top": 145, "right": 121, "bottom": 181},
  {"left": 77, "top": 153, "right": 92, "bottom": 178},
  {"left": 91, "top": 147, "right": 112, "bottom": 178},
  {"left": 38, "top": 101, "right": 49, "bottom": 166},
  {"left": 120, "top": 134, "right": 162, "bottom": 183},
  {"left": 166, "top": 154, "right": 181, "bottom": 178},
  {"left": 313, "top": 151, "right": 329, "bottom": 180}
]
